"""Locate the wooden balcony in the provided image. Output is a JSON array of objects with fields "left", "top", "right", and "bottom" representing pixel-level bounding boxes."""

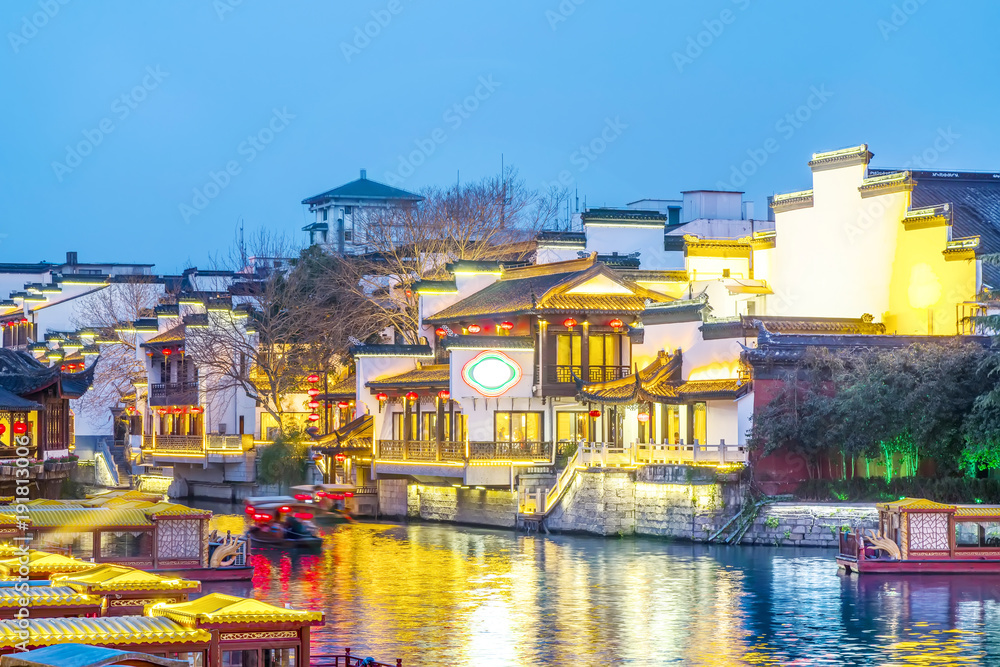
[
  {"left": 141, "top": 434, "right": 251, "bottom": 457},
  {"left": 376, "top": 440, "right": 553, "bottom": 465},
  {"left": 149, "top": 381, "right": 199, "bottom": 407}
]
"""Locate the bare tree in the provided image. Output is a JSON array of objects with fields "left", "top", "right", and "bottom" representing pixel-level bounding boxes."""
[
  {"left": 338, "top": 167, "right": 568, "bottom": 342},
  {"left": 71, "top": 279, "right": 163, "bottom": 423},
  {"left": 185, "top": 231, "right": 350, "bottom": 432}
]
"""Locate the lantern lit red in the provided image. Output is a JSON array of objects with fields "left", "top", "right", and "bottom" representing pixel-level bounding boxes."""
[
  {"left": 435, "top": 327, "right": 447, "bottom": 338},
  {"left": 609, "top": 317, "right": 624, "bottom": 330},
  {"left": 189, "top": 407, "right": 204, "bottom": 414},
  {"left": 12, "top": 422, "right": 26, "bottom": 435},
  {"left": 375, "top": 392, "right": 388, "bottom": 402},
  {"left": 306, "top": 374, "right": 320, "bottom": 383},
  {"left": 19, "top": 318, "right": 26, "bottom": 324},
  {"left": 637, "top": 412, "right": 649, "bottom": 423},
  {"left": 499, "top": 321, "right": 514, "bottom": 331},
  {"left": 335, "top": 453, "right": 346, "bottom": 463},
  {"left": 0, "top": 424, "right": 5, "bottom": 436},
  {"left": 156, "top": 408, "right": 168, "bottom": 415},
  {"left": 438, "top": 390, "right": 450, "bottom": 400},
  {"left": 162, "top": 348, "right": 172, "bottom": 356},
  {"left": 307, "top": 413, "right": 320, "bottom": 422},
  {"left": 563, "top": 318, "right": 577, "bottom": 330},
  {"left": 146, "top": 350, "right": 153, "bottom": 357},
  {"left": 337, "top": 401, "right": 349, "bottom": 409},
  {"left": 467, "top": 324, "right": 481, "bottom": 334},
  {"left": 406, "top": 391, "right": 419, "bottom": 401},
  {"left": 405, "top": 288, "right": 413, "bottom": 298},
  {"left": 307, "top": 388, "right": 320, "bottom": 397},
  {"left": 588, "top": 409, "right": 601, "bottom": 419},
  {"left": 308, "top": 400, "right": 320, "bottom": 409}
]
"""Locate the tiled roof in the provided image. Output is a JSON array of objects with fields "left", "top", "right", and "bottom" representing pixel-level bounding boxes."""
[
  {"left": 0, "top": 644, "right": 191, "bottom": 667},
  {"left": 302, "top": 175, "right": 422, "bottom": 205},
  {"left": 0, "top": 586, "right": 102, "bottom": 609},
  {"left": 0, "top": 552, "right": 95, "bottom": 576},
  {"left": 0, "top": 387, "right": 42, "bottom": 411},
  {"left": 701, "top": 315, "right": 885, "bottom": 340},
  {"left": 321, "top": 374, "right": 356, "bottom": 399},
  {"left": 644, "top": 377, "right": 749, "bottom": 401},
  {"left": 141, "top": 324, "right": 185, "bottom": 346},
  {"left": 441, "top": 335, "right": 534, "bottom": 350},
  {"left": 536, "top": 231, "right": 587, "bottom": 247},
  {"left": 148, "top": 592, "right": 324, "bottom": 625},
  {"left": 53, "top": 564, "right": 200, "bottom": 593},
  {"left": 350, "top": 343, "right": 433, "bottom": 358},
  {"left": 582, "top": 208, "right": 667, "bottom": 225},
  {"left": 412, "top": 279, "right": 457, "bottom": 294},
  {"left": 367, "top": 364, "right": 450, "bottom": 389},
  {"left": 576, "top": 351, "right": 681, "bottom": 404},
  {"left": 0, "top": 616, "right": 211, "bottom": 648},
  {"left": 425, "top": 271, "right": 573, "bottom": 321},
  {"left": 12, "top": 508, "right": 154, "bottom": 529}
]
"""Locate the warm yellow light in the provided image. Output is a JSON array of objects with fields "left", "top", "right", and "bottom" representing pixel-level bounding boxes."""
[
  {"left": 687, "top": 361, "right": 740, "bottom": 381},
  {"left": 907, "top": 263, "right": 942, "bottom": 309}
]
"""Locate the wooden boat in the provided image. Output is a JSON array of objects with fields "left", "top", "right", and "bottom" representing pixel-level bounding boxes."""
[
  {"left": 246, "top": 524, "right": 323, "bottom": 550},
  {"left": 837, "top": 497, "right": 1000, "bottom": 574},
  {"left": 0, "top": 492, "right": 252, "bottom": 581},
  {"left": 245, "top": 490, "right": 356, "bottom": 526}
]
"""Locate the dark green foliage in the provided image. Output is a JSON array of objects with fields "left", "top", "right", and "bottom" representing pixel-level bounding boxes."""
[
  {"left": 256, "top": 433, "right": 311, "bottom": 490},
  {"left": 750, "top": 341, "right": 1000, "bottom": 481},
  {"left": 797, "top": 477, "right": 1000, "bottom": 504}
]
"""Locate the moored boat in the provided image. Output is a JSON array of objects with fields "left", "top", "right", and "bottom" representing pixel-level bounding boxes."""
[{"left": 837, "top": 497, "right": 1000, "bottom": 574}]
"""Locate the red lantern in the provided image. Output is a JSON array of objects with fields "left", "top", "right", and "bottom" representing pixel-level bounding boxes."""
[
  {"left": 467, "top": 324, "right": 481, "bottom": 334},
  {"left": 19, "top": 318, "right": 27, "bottom": 324},
  {"left": 337, "top": 401, "right": 349, "bottom": 409},
  {"left": 375, "top": 392, "right": 388, "bottom": 402},
  {"left": 563, "top": 318, "right": 577, "bottom": 330},
  {"left": 335, "top": 453, "right": 346, "bottom": 463},
  {"left": 307, "top": 413, "right": 320, "bottom": 422},
  {"left": 162, "top": 348, "right": 172, "bottom": 356},
  {"left": 609, "top": 317, "right": 624, "bottom": 329},
  {"left": 499, "top": 321, "right": 514, "bottom": 331},
  {"left": 637, "top": 413, "right": 649, "bottom": 423},
  {"left": 12, "top": 422, "right": 27, "bottom": 435},
  {"left": 146, "top": 350, "right": 153, "bottom": 357},
  {"left": 588, "top": 410, "right": 601, "bottom": 419},
  {"left": 294, "top": 493, "right": 311, "bottom": 501},
  {"left": 307, "top": 388, "right": 320, "bottom": 397},
  {"left": 306, "top": 374, "right": 320, "bottom": 383},
  {"left": 435, "top": 327, "right": 447, "bottom": 338},
  {"left": 308, "top": 400, "right": 320, "bottom": 409},
  {"left": 438, "top": 390, "right": 450, "bottom": 400},
  {"left": 189, "top": 407, "right": 204, "bottom": 414},
  {"left": 156, "top": 408, "right": 168, "bottom": 415},
  {"left": 60, "top": 365, "right": 66, "bottom": 371},
  {"left": 406, "top": 391, "right": 419, "bottom": 401},
  {"left": 0, "top": 424, "right": 5, "bottom": 436},
  {"left": 405, "top": 288, "right": 413, "bottom": 298},
  {"left": 293, "top": 511, "right": 314, "bottom": 520}
]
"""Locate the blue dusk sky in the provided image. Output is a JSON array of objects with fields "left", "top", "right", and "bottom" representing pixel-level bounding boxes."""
[{"left": 2, "top": 1, "right": 998, "bottom": 272}]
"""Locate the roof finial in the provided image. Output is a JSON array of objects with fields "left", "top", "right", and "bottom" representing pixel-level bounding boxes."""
[{"left": 360, "top": 168, "right": 367, "bottom": 180}]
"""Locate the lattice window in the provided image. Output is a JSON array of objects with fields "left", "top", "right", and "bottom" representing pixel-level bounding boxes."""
[
  {"left": 157, "top": 519, "right": 201, "bottom": 559},
  {"left": 908, "top": 512, "right": 949, "bottom": 551}
]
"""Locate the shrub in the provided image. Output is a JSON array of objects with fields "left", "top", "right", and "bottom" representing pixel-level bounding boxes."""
[{"left": 794, "top": 477, "right": 1000, "bottom": 504}]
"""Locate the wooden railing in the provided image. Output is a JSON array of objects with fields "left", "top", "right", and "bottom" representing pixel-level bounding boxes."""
[
  {"left": 549, "top": 365, "right": 581, "bottom": 383},
  {"left": 377, "top": 440, "right": 553, "bottom": 465},
  {"left": 149, "top": 381, "right": 199, "bottom": 406},
  {"left": 206, "top": 434, "right": 250, "bottom": 452},
  {"left": 587, "top": 365, "right": 631, "bottom": 382},
  {"left": 312, "top": 648, "right": 401, "bottom": 667},
  {"left": 149, "top": 435, "right": 203, "bottom": 452}
]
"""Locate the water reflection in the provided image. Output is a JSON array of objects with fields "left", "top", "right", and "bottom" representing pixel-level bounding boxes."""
[{"left": 199, "top": 508, "right": 1000, "bottom": 665}]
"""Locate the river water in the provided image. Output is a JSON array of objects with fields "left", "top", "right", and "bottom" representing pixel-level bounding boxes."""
[{"left": 201, "top": 508, "right": 1000, "bottom": 666}]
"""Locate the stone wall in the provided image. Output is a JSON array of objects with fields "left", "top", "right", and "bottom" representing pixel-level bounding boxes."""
[
  {"left": 406, "top": 484, "right": 518, "bottom": 527},
  {"left": 546, "top": 466, "right": 741, "bottom": 539},
  {"left": 741, "top": 503, "right": 878, "bottom": 548},
  {"left": 378, "top": 478, "right": 409, "bottom": 518}
]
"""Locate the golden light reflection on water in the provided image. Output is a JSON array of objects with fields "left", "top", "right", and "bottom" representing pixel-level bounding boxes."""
[{"left": 202, "top": 513, "right": 1000, "bottom": 666}]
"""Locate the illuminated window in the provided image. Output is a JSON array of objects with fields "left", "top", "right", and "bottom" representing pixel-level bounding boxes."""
[
  {"left": 495, "top": 412, "right": 542, "bottom": 443},
  {"left": 100, "top": 530, "right": 152, "bottom": 559},
  {"left": 556, "top": 412, "right": 590, "bottom": 443},
  {"left": 662, "top": 405, "right": 681, "bottom": 444}
]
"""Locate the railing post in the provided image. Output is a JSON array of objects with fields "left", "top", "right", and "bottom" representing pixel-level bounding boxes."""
[{"left": 720, "top": 438, "right": 726, "bottom": 464}]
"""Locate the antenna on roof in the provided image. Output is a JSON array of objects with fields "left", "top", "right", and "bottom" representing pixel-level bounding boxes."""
[{"left": 360, "top": 168, "right": 367, "bottom": 179}]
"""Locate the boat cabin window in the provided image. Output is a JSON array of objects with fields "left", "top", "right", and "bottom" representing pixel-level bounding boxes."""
[
  {"left": 223, "top": 648, "right": 298, "bottom": 667},
  {"left": 100, "top": 530, "right": 153, "bottom": 558},
  {"left": 34, "top": 531, "right": 93, "bottom": 558},
  {"left": 955, "top": 522, "right": 1000, "bottom": 547}
]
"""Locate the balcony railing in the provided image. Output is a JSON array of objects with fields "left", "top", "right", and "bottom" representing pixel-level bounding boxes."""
[
  {"left": 376, "top": 440, "right": 553, "bottom": 465},
  {"left": 631, "top": 441, "right": 747, "bottom": 466},
  {"left": 149, "top": 381, "right": 199, "bottom": 407},
  {"left": 547, "top": 365, "right": 632, "bottom": 384},
  {"left": 148, "top": 435, "right": 203, "bottom": 452}
]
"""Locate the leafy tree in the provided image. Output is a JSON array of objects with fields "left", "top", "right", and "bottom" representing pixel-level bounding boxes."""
[{"left": 255, "top": 432, "right": 310, "bottom": 491}]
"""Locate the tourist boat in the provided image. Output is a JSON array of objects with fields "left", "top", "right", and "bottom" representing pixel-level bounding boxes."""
[
  {"left": 246, "top": 523, "right": 323, "bottom": 550},
  {"left": 0, "top": 491, "right": 252, "bottom": 581},
  {"left": 837, "top": 497, "right": 1000, "bottom": 574},
  {"left": 245, "top": 486, "right": 357, "bottom": 526}
]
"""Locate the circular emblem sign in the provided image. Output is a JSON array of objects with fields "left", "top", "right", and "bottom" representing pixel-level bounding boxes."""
[{"left": 462, "top": 350, "right": 522, "bottom": 397}]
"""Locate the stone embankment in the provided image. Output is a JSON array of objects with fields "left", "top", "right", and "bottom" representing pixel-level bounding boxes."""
[{"left": 376, "top": 466, "right": 879, "bottom": 547}]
